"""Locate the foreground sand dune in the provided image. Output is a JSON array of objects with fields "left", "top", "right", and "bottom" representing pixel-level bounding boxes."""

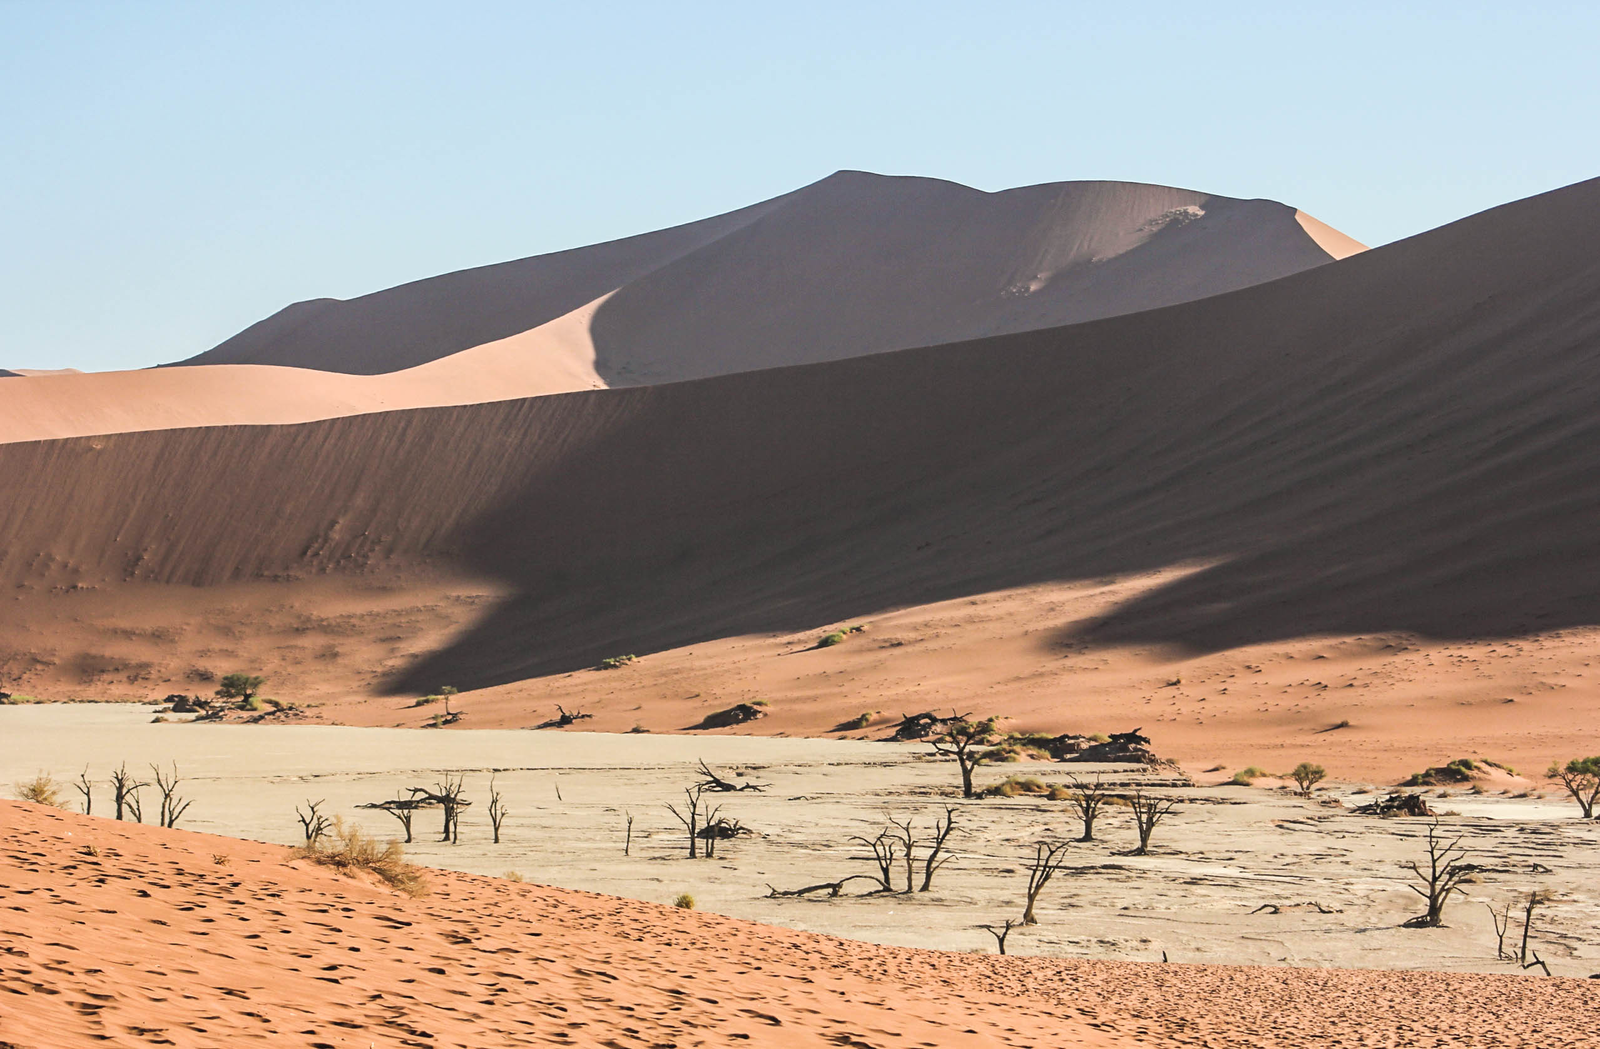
[{"left": 2, "top": 799, "right": 1594, "bottom": 1048}]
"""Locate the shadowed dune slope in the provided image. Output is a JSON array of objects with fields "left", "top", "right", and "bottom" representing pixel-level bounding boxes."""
[
  {"left": 177, "top": 170, "right": 1354, "bottom": 382},
  {"left": 0, "top": 177, "right": 1598, "bottom": 693},
  {"left": 3, "top": 801, "right": 1594, "bottom": 1049}
]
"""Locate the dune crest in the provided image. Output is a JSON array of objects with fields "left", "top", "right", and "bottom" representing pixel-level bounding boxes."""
[{"left": 0, "top": 293, "right": 610, "bottom": 443}]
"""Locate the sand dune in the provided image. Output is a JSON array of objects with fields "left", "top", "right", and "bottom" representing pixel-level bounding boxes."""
[
  {"left": 5, "top": 173, "right": 1356, "bottom": 443},
  {"left": 1, "top": 176, "right": 1598, "bottom": 775},
  {"left": 179, "top": 171, "right": 1356, "bottom": 381},
  {"left": 3, "top": 799, "right": 1593, "bottom": 1048},
  {"left": 0, "top": 294, "right": 608, "bottom": 443}
]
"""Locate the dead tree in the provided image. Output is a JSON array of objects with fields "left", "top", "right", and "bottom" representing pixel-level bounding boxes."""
[
  {"left": 979, "top": 918, "right": 1017, "bottom": 955},
  {"left": 74, "top": 767, "right": 92, "bottom": 816},
  {"left": 698, "top": 806, "right": 745, "bottom": 859},
  {"left": 887, "top": 816, "right": 918, "bottom": 892},
  {"left": 766, "top": 875, "right": 881, "bottom": 898},
  {"left": 666, "top": 783, "right": 708, "bottom": 858},
  {"left": 150, "top": 762, "right": 193, "bottom": 829},
  {"left": 1518, "top": 890, "right": 1553, "bottom": 966},
  {"left": 1400, "top": 819, "right": 1478, "bottom": 927},
  {"left": 624, "top": 810, "right": 634, "bottom": 856},
  {"left": 296, "top": 799, "right": 331, "bottom": 846},
  {"left": 930, "top": 715, "right": 998, "bottom": 799},
  {"left": 110, "top": 763, "right": 148, "bottom": 822},
  {"left": 919, "top": 807, "right": 958, "bottom": 892},
  {"left": 488, "top": 776, "right": 508, "bottom": 844},
  {"left": 696, "top": 760, "right": 766, "bottom": 792},
  {"left": 1065, "top": 775, "right": 1110, "bottom": 842},
  {"left": 416, "top": 774, "right": 470, "bottom": 843},
  {"left": 1124, "top": 790, "right": 1179, "bottom": 855},
  {"left": 1487, "top": 900, "right": 1513, "bottom": 960},
  {"left": 849, "top": 828, "right": 900, "bottom": 891},
  {"left": 1021, "top": 840, "right": 1073, "bottom": 924},
  {"left": 884, "top": 809, "right": 960, "bottom": 892},
  {"left": 360, "top": 794, "right": 424, "bottom": 843}
]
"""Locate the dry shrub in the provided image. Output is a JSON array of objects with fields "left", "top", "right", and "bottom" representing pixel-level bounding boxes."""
[
  {"left": 984, "top": 775, "right": 1048, "bottom": 798},
  {"left": 14, "top": 774, "right": 64, "bottom": 807},
  {"left": 300, "top": 818, "right": 428, "bottom": 897},
  {"left": 673, "top": 893, "right": 695, "bottom": 909}
]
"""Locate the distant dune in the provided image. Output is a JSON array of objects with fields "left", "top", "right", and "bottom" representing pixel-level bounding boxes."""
[
  {"left": 2, "top": 172, "right": 1358, "bottom": 443},
  {"left": 178, "top": 170, "right": 1358, "bottom": 381},
  {"left": 0, "top": 174, "right": 1596, "bottom": 751}
]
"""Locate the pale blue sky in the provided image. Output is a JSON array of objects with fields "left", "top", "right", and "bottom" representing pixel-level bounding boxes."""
[{"left": 5, "top": 2, "right": 1599, "bottom": 372}]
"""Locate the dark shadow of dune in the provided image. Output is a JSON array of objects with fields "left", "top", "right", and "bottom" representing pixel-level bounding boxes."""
[
  {"left": 4, "top": 177, "right": 1600, "bottom": 699},
  {"left": 389, "top": 174, "right": 1600, "bottom": 692}
]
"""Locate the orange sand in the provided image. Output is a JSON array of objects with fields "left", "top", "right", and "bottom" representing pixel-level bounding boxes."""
[{"left": 3, "top": 800, "right": 1594, "bottom": 1047}]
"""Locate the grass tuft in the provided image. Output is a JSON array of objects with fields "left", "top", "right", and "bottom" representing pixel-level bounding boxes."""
[
  {"left": 13, "top": 774, "right": 64, "bottom": 807},
  {"left": 299, "top": 818, "right": 429, "bottom": 897}
]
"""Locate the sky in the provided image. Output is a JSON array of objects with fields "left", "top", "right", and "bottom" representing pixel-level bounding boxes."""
[{"left": 5, "top": 2, "right": 1600, "bottom": 372}]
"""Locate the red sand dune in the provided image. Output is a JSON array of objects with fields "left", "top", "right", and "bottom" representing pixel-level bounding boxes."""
[
  {"left": 0, "top": 173, "right": 1357, "bottom": 444},
  {"left": 2, "top": 800, "right": 1592, "bottom": 1048},
  {"left": 1, "top": 177, "right": 1599, "bottom": 777},
  {"left": 179, "top": 171, "right": 1357, "bottom": 380}
]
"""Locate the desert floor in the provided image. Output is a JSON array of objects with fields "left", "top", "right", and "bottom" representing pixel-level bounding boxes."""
[
  {"left": 3, "top": 704, "right": 1595, "bottom": 978},
  {"left": 10, "top": 570, "right": 1600, "bottom": 788}
]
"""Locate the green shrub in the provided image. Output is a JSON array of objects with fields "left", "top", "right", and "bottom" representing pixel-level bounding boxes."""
[
  {"left": 215, "top": 672, "right": 264, "bottom": 704},
  {"left": 673, "top": 893, "right": 695, "bottom": 910},
  {"left": 1231, "top": 766, "right": 1268, "bottom": 786},
  {"left": 1290, "top": 762, "right": 1327, "bottom": 795},
  {"left": 817, "top": 631, "right": 846, "bottom": 648},
  {"left": 595, "top": 655, "right": 637, "bottom": 670}
]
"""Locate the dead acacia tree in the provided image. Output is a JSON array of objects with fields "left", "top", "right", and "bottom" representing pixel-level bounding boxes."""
[
  {"left": 296, "top": 799, "right": 331, "bottom": 846},
  {"left": 766, "top": 875, "right": 882, "bottom": 898},
  {"left": 979, "top": 918, "right": 1017, "bottom": 955},
  {"left": 847, "top": 827, "right": 900, "bottom": 891},
  {"left": 150, "top": 762, "right": 193, "bottom": 829},
  {"left": 360, "top": 793, "right": 424, "bottom": 843},
  {"left": 887, "top": 816, "right": 919, "bottom": 893},
  {"left": 666, "top": 783, "right": 708, "bottom": 858},
  {"left": 1124, "top": 790, "right": 1179, "bottom": 855},
  {"left": 696, "top": 760, "right": 766, "bottom": 792},
  {"left": 930, "top": 715, "right": 997, "bottom": 799},
  {"left": 415, "top": 774, "right": 470, "bottom": 844},
  {"left": 1487, "top": 900, "right": 1513, "bottom": 960},
  {"left": 1065, "top": 775, "right": 1110, "bottom": 842},
  {"left": 624, "top": 810, "right": 634, "bottom": 855},
  {"left": 1518, "top": 890, "right": 1553, "bottom": 966},
  {"left": 74, "top": 767, "right": 92, "bottom": 816},
  {"left": 1021, "top": 840, "right": 1073, "bottom": 924},
  {"left": 1400, "top": 819, "right": 1478, "bottom": 927},
  {"left": 919, "top": 807, "right": 958, "bottom": 892},
  {"left": 698, "top": 805, "right": 746, "bottom": 859},
  {"left": 487, "top": 776, "right": 508, "bottom": 844},
  {"left": 110, "top": 763, "right": 148, "bottom": 822}
]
